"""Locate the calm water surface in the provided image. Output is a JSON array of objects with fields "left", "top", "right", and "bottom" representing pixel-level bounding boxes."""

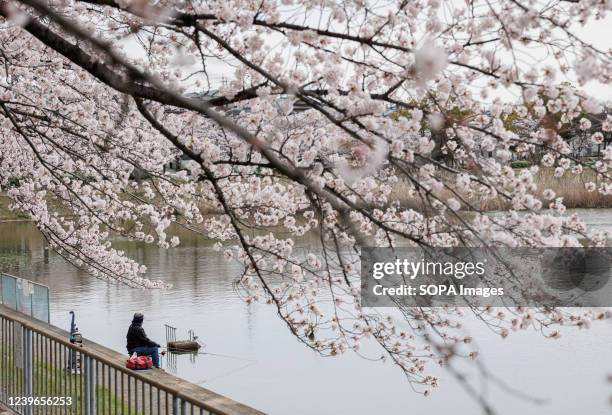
[{"left": 1, "top": 209, "right": 612, "bottom": 415}]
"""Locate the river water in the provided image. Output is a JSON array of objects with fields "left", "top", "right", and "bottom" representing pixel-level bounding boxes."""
[{"left": 1, "top": 209, "right": 612, "bottom": 415}]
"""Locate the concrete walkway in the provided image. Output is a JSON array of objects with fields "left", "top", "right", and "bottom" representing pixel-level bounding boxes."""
[{"left": 1, "top": 305, "right": 266, "bottom": 415}]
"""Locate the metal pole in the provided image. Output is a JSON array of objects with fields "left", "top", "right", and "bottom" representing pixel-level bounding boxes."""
[
  {"left": 84, "top": 355, "right": 97, "bottom": 415},
  {"left": 173, "top": 396, "right": 179, "bottom": 415},
  {"left": 89, "top": 357, "right": 97, "bottom": 415},
  {"left": 23, "top": 326, "right": 33, "bottom": 415},
  {"left": 83, "top": 356, "right": 89, "bottom": 415}
]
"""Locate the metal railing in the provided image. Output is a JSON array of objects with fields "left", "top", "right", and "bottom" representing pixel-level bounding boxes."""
[
  {"left": 0, "top": 274, "right": 50, "bottom": 323},
  {"left": 164, "top": 326, "right": 176, "bottom": 344},
  {"left": 0, "top": 306, "right": 265, "bottom": 415}
]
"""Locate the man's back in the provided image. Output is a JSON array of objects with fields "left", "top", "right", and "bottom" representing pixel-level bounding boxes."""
[
  {"left": 125, "top": 312, "right": 162, "bottom": 368},
  {"left": 127, "top": 324, "right": 153, "bottom": 350},
  {"left": 126, "top": 312, "right": 159, "bottom": 352}
]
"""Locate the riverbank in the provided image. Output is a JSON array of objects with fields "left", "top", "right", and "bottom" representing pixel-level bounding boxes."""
[
  {"left": 391, "top": 167, "right": 612, "bottom": 211},
  {"left": 0, "top": 193, "right": 75, "bottom": 222},
  {"left": 2, "top": 168, "right": 610, "bottom": 222},
  {"left": 0, "top": 194, "right": 28, "bottom": 221}
]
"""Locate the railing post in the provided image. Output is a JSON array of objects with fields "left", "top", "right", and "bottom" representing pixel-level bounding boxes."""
[
  {"left": 83, "top": 355, "right": 90, "bottom": 414},
  {"left": 22, "top": 326, "right": 33, "bottom": 415},
  {"left": 84, "top": 355, "right": 97, "bottom": 415},
  {"left": 173, "top": 395, "right": 180, "bottom": 415}
]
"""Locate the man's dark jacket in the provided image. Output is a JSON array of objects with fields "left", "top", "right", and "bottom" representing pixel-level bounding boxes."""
[{"left": 126, "top": 313, "right": 159, "bottom": 352}]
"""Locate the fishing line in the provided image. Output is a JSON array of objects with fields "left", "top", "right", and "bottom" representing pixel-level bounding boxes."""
[
  {"left": 195, "top": 360, "right": 257, "bottom": 385},
  {"left": 162, "top": 347, "right": 258, "bottom": 383},
  {"left": 192, "top": 351, "right": 257, "bottom": 384},
  {"left": 162, "top": 346, "right": 254, "bottom": 363},
  {"left": 198, "top": 351, "right": 256, "bottom": 362}
]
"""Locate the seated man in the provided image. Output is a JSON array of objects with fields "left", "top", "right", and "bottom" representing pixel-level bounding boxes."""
[{"left": 126, "top": 312, "right": 161, "bottom": 368}]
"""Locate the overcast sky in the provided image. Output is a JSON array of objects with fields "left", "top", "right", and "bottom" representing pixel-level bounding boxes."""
[{"left": 124, "top": 7, "right": 612, "bottom": 103}]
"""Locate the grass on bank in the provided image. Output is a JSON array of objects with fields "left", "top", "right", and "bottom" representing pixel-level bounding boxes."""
[
  {"left": 1, "top": 165, "right": 610, "bottom": 223},
  {"left": 388, "top": 166, "right": 612, "bottom": 212},
  {"left": 0, "top": 344, "right": 139, "bottom": 415}
]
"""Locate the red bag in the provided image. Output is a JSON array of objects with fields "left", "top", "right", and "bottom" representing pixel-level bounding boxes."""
[{"left": 126, "top": 354, "right": 153, "bottom": 370}]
